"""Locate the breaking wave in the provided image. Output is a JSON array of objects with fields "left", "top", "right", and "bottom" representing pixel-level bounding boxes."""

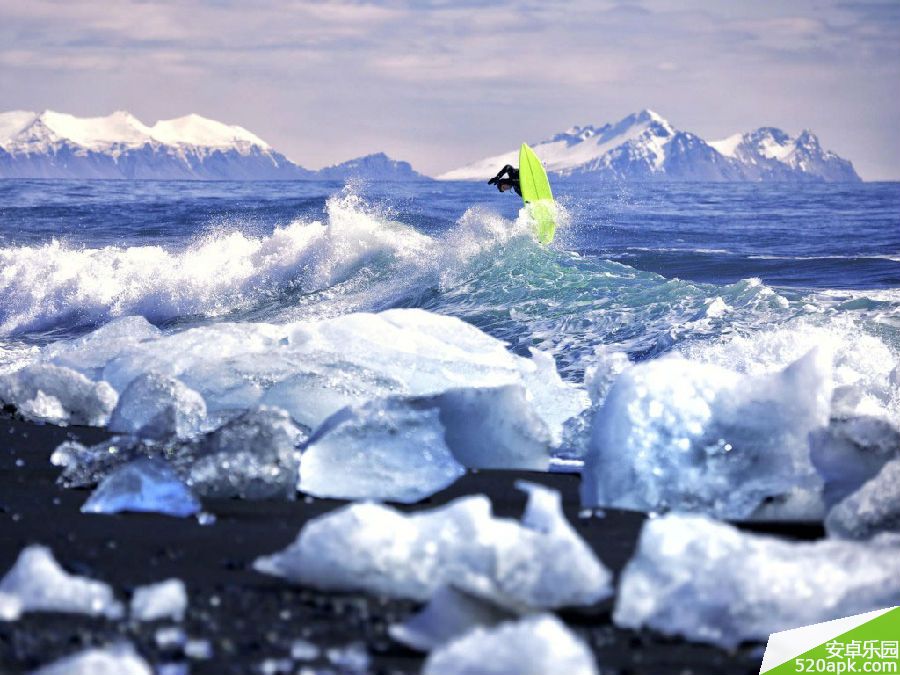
[
  {"left": 0, "top": 189, "right": 542, "bottom": 337},
  {"left": 2, "top": 186, "right": 898, "bottom": 392},
  {"left": 0, "top": 192, "right": 421, "bottom": 335}
]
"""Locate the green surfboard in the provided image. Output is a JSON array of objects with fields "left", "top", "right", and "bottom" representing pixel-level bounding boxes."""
[{"left": 518, "top": 143, "right": 556, "bottom": 244}]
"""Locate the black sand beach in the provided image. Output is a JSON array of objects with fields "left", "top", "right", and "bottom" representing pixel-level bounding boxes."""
[{"left": 0, "top": 412, "right": 820, "bottom": 674}]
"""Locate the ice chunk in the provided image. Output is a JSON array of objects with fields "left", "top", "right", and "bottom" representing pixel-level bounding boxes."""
[
  {"left": 422, "top": 614, "right": 597, "bottom": 675},
  {"left": 582, "top": 349, "right": 831, "bottom": 518},
  {"left": 416, "top": 385, "right": 553, "bottom": 470},
  {"left": 82, "top": 459, "right": 201, "bottom": 517},
  {"left": 43, "top": 316, "right": 161, "bottom": 380},
  {"left": 290, "top": 639, "right": 320, "bottom": 661},
  {"left": 300, "top": 384, "right": 552, "bottom": 501},
  {"left": 109, "top": 373, "right": 206, "bottom": 439},
  {"left": 130, "top": 579, "right": 187, "bottom": 622},
  {"left": 0, "top": 592, "right": 21, "bottom": 621},
  {"left": 0, "top": 545, "right": 123, "bottom": 619},
  {"left": 810, "top": 416, "right": 900, "bottom": 508},
  {"left": 826, "top": 457, "right": 900, "bottom": 540},
  {"left": 259, "top": 657, "right": 292, "bottom": 674},
  {"left": 583, "top": 347, "right": 631, "bottom": 407},
  {"left": 52, "top": 438, "right": 147, "bottom": 489},
  {"left": 154, "top": 625, "right": 186, "bottom": 649},
  {"left": 55, "top": 407, "right": 304, "bottom": 500},
  {"left": 179, "top": 407, "right": 303, "bottom": 500},
  {"left": 254, "top": 482, "right": 611, "bottom": 610},
  {"left": 95, "top": 310, "right": 529, "bottom": 424},
  {"left": 37, "top": 309, "right": 584, "bottom": 435},
  {"left": 811, "top": 413, "right": 900, "bottom": 540},
  {"left": 614, "top": 514, "right": 900, "bottom": 648},
  {"left": 519, "top": 348, "right": 591, "bottom": 444},
  {"left": 326, "top": 643, "right": 369, "bottom": 672},
  {"left": 389, "top": 586, "right": 513, "bottom": 651},
  {"left": 184, "top": 638, "right": 213, "bottom": 660},
  {"left": 0, "top": 364, "right": 117, "bottom": 426},
  {"left": 31, "top": 644, "right": 152, "bottom": 675},
  {"left": 299, "top": 399, "right": 464, "bottom": 503}
]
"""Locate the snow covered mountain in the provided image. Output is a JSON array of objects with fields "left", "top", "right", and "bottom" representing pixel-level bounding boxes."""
[
  {"left": 0, "top": 110, "right": 311, "bottom": 180},
  {"left": 1, "top": 109, "right": 859, "bottom": 182},
  {"left": 316, "top": 152, "right": 431, "bottom": 181},
  {"left": 439, "top": 110, "right": 861, "bottom": 183},
  {"left": 708, "top": 127, "right": 859, "bottom": 182},
  {"left": 0, "top": 110, "right": 433, "bottom": 181}
]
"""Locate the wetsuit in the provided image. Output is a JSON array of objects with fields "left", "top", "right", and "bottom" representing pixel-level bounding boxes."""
[{"left": 488, "top": 164, "right": 521, "bottom": 196}]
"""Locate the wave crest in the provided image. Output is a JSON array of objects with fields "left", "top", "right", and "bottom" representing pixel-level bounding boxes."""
[{"left": 0, "top": 191, "right": 434, "bottom": 335}]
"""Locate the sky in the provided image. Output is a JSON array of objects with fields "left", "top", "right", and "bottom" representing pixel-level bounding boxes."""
[{"left": 1, "top": 0, "right": 898, "bottom": 179}]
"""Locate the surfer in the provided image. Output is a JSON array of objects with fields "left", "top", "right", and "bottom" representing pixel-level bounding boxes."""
[{"left": 488, "top": 164, "right": 521, "bottom": 196}]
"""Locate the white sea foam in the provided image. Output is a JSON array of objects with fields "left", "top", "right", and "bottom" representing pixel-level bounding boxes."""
[
  {"left": 0, "top": 191, "right": 434, "bottom": 335},
  {"left": 678, "top": 316, "right": 899, "bottom": 422},
  {"left": 0, "top": 186, "right": 574, "bottom": 340}
]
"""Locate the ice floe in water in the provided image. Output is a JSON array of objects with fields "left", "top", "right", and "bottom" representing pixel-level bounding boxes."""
[
  {"left": 82, "top": 459, "right": 201, "bottom": 517},
  {"left": 108, "top": 373, "right": 206, "bottom": 439},
  {"left": 31, "top": 644, "right": 151, "bottom": 675},
  {"left": 0, "top": 545, "right": 122, "bottom": 619},
  {"left": 299, "top": 399, "right": 464, "bottom": 503},
  {"left": 0, "top": 363, "right": 117, "bottom": 426},
  {"left": 54, "top": 407, "right": 304, "bottom": 500},
  {"left": 130, "top": 578, "right": 187, "bottom": 622},
  {"left": 390, "top": 586, "right": 513, "bottom": 651},
  {"left": 614, "top": 514, "right": 900, "bottom": 648},
  {"left": 422, "top": 614, "right": 597, "bottom": 675},
  {"left": 582, "top": 349, "right": 831, "bottom": 518},
  {"left": 255, "top": 482, "right": 611, "bottom": 611}
]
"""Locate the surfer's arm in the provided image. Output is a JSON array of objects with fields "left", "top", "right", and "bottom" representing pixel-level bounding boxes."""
[{"left": 488, "top": 164, "right": 516, "bottom": 184}]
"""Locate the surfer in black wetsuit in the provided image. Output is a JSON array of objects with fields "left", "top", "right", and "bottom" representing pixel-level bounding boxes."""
[{"left": 488, "top": 164, "right": 521, "bottom": 196}]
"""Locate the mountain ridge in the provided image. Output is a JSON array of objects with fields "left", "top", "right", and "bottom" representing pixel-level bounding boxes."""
[
  {"left": 316, "top": 152, "right": 430, "bottom": 182},
  {"left": 0, "top": 111, "right": 429, "bottom": 181},
  {"left": 0, "top": 109, "right": 861, "bottom": 182},
  {"left": 439, "top": 109, "right": 861, "bottom": 183},
  {"left": 0, "top": 110, "right": 308, "bottom": 180}
]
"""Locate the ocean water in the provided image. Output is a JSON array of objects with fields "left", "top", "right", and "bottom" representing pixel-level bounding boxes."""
[{"left": 1, "top": 179, "right": 897, "bottom": 379}]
